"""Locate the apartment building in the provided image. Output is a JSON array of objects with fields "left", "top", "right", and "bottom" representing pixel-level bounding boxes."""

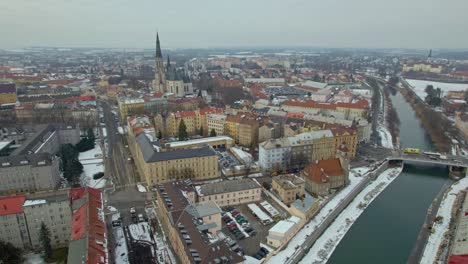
[
  {"left": 0, "top": 190, "right": 72, "bottom": 250},
  {"left": 133, "top": 133, "right": 219, "bottom": 185},
  {"left": 22, "top": 191, "right": 72, "bottom": 249},
  {"left": 0, "top": 196, "right": 29, "bottom": 249},
  {"left": 0, "top": 153, "right": 61, "bottom": 195},
  {"left": 225, "top": 113, "right": 260, "bottom": 147},
  {"left": 195, "top": 179, "right": 262, "bottom": 206},
  {"left": 155, "top": 181, "right": 244, "bottom": 264},
  {"left": 154, "top": 108, "right": 222, "bottom": 137},
  {"left": 272, "top": 174, "right": 305, "bottom": 205},
  {"left": 118, "top": 98, "right": 145, "bottom": 121},
  {"left": 0, "top": 83, "right": 17, "bottom": 105},
  {"left": 207, "top": 113, "right": 227, "bottom": 136},
  {"left": 259, "top": 130, "right": 334, "bottom": 173}
]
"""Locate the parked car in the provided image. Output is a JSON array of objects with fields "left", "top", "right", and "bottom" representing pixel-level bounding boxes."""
[
  {"left": 260, "top": 247, "right": 269, "bottom": 255},
  {"left": 253, "top": 253, "right": 263, "bottom": 260}
]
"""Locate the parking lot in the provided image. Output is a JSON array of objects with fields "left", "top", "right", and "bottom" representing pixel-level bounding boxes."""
[
  {"left": 216, "top": 150, "right": 241, "bottom": 169},
  {"left": 220, "top": 194, "right": 290, "bottom": 257}
]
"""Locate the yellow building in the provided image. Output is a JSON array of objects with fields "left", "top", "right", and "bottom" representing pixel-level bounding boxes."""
[
  {"left": 118, "top": 98, "right": 145, "bottom": 121},
  {"left": 0, "top": 83, "right": 17, "bottom": 105},
  {"left": 330, "top": 127, "right": 358, "bottom": 158},
  {"left": 272, "top": 174, "right": 305, "bottom": 205},
  {"left": 403, "top": 62, "right": 443, "bottom": 74},
  {"left": 133, "top": 133, "right": 219, "bottom": 185},
  {"left": 154, "top": 108, "right": 222, "bottom": 138},
  {"left": 225, "top": 114, "right": 259, "bottom": 147}
]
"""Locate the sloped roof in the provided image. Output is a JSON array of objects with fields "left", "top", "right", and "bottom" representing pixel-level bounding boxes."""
[{"left": 302, "top": 159, "right": 343, "bottom": 184}]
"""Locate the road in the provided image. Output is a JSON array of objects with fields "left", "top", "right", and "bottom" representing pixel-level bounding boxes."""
[
  {"left": 99, "top": 99, "right": 155, "bottom": 264},
  {"left": 100, "top": 100, "right": 136, "bottom": 188}
]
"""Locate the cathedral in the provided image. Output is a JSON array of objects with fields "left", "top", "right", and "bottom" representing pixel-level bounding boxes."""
[{"left": 152, "top": 33, "right": 193, "bottom": 97}]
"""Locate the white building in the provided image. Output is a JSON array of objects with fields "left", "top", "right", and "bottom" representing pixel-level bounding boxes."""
[
  {"left": 258, "top": 138, "right": 291, "bottom": 173},
  {"left": 267, "top": 216, "right": 302, "bottom": 248}
]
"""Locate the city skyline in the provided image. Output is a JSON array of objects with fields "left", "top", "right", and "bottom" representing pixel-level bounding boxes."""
[{"left": 1, "top": 0, "right": 468, "bottom": 49}]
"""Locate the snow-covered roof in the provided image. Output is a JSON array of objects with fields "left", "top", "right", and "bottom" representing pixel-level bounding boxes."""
[
  {"left": 23, "top": 199, "right": 47, "bottom": 206},
  {"left": 168, "top": 136, "right": 233, "bottom": 148},
  {"left": 269, "top": 217, "right": 299, "bottom": 235}
]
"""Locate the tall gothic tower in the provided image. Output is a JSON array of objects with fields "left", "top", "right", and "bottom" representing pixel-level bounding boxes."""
[{"left": 153, "top": 33, "right": 166, "bottom": 92}]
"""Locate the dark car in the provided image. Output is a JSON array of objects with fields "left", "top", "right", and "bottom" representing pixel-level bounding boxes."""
[
  {"left": 260, "top": 247, "right": 269, "bottom": 255},
  {"left": 253, "top": 253, "right": 263, "bottom": 260}
]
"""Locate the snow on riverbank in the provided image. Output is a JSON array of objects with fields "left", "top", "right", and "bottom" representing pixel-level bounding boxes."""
[
  {"left": 377, "top": 126, "right": 393, "bottom": 149},
  {"left": 298, "top": 166, "right": 403, "bottom": 264},
  {"left": 267, "top": 167, "right": 371, "bottom": 263},
  {"left": 405, "top": 79, "right": 468, "bottom": 101},
  {"left": 79, "top": 145, "right": 106, "bottom": 189},
  {"left": 420, "top": 177, "right": 468, "bottom": 264}
]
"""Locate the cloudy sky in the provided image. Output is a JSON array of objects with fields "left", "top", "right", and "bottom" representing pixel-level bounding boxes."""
[{"left": 1, "top": 0, "right": 467, "bottom": 49}]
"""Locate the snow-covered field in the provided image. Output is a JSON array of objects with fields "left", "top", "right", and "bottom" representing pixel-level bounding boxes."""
[
  {"left": 420, "top": 177, "right": 468, "bottom": 264},
  {"left": 405, "top": 79, "right": 468, "bottom": 101},
  {"left": 267, "top": 167, "right": 371, "bottom": 263},
  {"left": 298, "top": 166, "right": 403, "bottom": 264},
  {"left": 79, "top": 145, "right": 106, "bottom": 189}
]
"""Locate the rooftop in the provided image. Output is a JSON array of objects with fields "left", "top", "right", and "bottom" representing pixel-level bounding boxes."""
[
  {"left": 302, "top": 159, "right": 344, "bottom": 184},
  {"left": 0, "top": 195, "right": 26, "bottom": 216},
  {"left": 273, "top": 174, "right": 305, "bottom": 190},
  {"left": 135, "top": 133, "right": 217, "bottom": 163},
  {"left": 196, "top": 179, "right": 261, "bottom": 197}
]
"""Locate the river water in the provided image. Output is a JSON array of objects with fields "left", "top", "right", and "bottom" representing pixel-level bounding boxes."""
[{"left": 327, "top": 92, "right": 450, "bottom": 264}]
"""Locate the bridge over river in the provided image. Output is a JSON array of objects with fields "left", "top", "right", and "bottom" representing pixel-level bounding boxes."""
[{"left": 388, "top": 151, "right": 468, "bottom": 177}]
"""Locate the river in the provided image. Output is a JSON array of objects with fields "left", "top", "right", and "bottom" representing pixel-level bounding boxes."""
[{"left": 327, "top": 91, "right": 450, "bottom": 263}]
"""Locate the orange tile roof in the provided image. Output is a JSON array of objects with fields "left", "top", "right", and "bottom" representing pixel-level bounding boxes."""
[
  {"left": 302, "top": 159, "right": 343, "bottom": 184},
  {"left": 0, "top": 196, "right": 26, "bottom": 216}
]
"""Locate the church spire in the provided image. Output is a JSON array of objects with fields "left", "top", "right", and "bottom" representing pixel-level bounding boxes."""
[{"left": 156, "top": 32, "right": 162, "bottom": 58}]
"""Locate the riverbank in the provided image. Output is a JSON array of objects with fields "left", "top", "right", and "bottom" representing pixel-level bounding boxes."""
[
  {"left": 298, "top": 165, "right": 403, "bottom": 264},
  {"left": 397, "top": 80, "right": 452, "bottom": 152},
  {"left": 420, "top": 177, "right": 468, "bottom": 264}
]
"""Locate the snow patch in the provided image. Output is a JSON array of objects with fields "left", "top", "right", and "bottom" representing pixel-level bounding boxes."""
[
  {"left": 420, "top": 177, "right": 468, "bottom": 264},
  {"left": 137, "top": 183, "right": 147, "bottom": 193}
]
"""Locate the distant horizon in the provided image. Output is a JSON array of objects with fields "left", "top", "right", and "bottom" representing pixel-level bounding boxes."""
[
  {"left": 1, "top": 0, "right": 468, "bottom": 51},
  {"left": 2, "top": 45, "right": 467, "bottom": 53}
]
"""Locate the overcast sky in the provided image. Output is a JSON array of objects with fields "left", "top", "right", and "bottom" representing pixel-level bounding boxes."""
[{"left": 1, "top": 0, "right": 467, "bottom": 49}]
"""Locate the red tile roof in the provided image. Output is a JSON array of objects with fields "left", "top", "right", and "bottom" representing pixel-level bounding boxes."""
[
  {"left": 302, "top": 159, "right": 343, "bottom": 184},
  {"left": 69, "top": 187, "right": 107, "bottom": 264},
  {"left": 448, "top": 255, "right": 468, "bottom": 264},
  {"left": 0, "top": 196, "right": 26, "bottom": 216}
]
